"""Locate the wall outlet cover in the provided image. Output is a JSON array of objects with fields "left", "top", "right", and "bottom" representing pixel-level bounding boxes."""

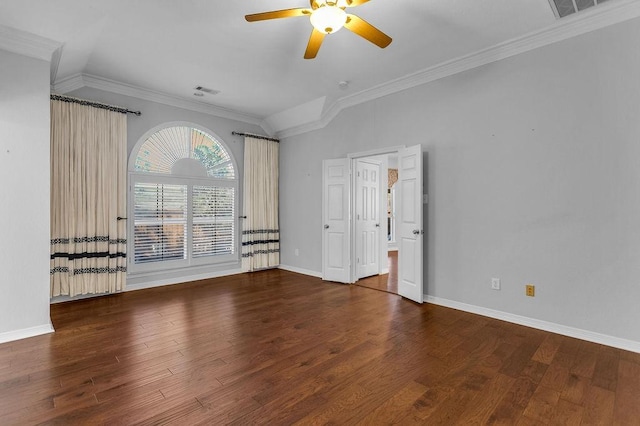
[
  {"left": 526, "top": 284, "right": 535, "bottom": 297},
  {"left": 491, "top": 278, "right": 500, "bottom": 290}
]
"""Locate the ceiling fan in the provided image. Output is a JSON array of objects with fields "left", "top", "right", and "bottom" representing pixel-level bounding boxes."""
[{"left": 245, "top": 0, "right": 392, "bottom": 59}]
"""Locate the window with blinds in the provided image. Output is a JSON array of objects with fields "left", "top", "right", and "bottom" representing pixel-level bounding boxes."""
[
  {"left": 134, "top": 183, "right": 187, "bottom": 264},
  {"left": 193, "top": 186, "right": 235, "bottom": 258},
  {"left": 129, "top": 124, "right": 238, "bottom": 273}
]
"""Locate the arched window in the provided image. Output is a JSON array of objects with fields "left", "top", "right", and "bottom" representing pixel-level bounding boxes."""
[{"left": 129, "top": 124, "right": 238, "bottom": 272}]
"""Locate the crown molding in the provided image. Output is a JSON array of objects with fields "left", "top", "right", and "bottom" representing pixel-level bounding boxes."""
[
  {"left": 258, "top": 119, "right": 276, "bottom": 138},
  {"left": 49, "top": 46, "right": 63, "bottom": 85},
  {"left": 276, "top": 0, "right": 640, "bottom": 139},
  {"left": 0, "top": 25, "right": 61, "bottom": 61},
  {"left": 53, "top": 73, "right": 265, "bottom": 127},
  {"left": 52, "top": 73, "right": 85, "bottom": 94}
]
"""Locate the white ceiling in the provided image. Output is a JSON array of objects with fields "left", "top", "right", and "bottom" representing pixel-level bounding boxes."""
[{"left": 0, "top": 0, "right": 636, "bottom": 135}]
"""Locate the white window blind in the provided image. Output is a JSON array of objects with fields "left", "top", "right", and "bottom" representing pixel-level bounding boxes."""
[
  {"left": 134, "top": 183, "right": 187, "bottom": 264},
  {"left": 193, "top": 186, "right": 235, "bottom": 258}
]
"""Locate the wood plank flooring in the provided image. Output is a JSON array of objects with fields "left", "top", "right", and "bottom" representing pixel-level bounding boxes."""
[
  {"left": 1, "top": 269, "right": 639, "bottom": 424},
  {"left": 355, "top": 251, "right": 398, "bottom": 295}
]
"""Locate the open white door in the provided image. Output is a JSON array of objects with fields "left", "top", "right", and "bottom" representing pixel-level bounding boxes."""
[
  {"left": 355, "top": 159, "right": 380, "bottom": 279},
  {"left": 397, "top": 145, "right": 423, "bottom": 303},
  {"left": 322, "top": 158, "right": 350, "bottom": 283}
]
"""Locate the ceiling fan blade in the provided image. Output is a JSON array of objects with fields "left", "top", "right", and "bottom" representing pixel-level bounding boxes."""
[
  {"left": 344, "top": 0, "right": 371, "bottom": 7},
  {"left": 304, "top": 29, "right": 326, "bottom": 59},
  {"left": 344, "top": 14, "right": 392, "bottom": 48},
  {"left": 245, "top": 8, "right": 311, "bottom": 22}
]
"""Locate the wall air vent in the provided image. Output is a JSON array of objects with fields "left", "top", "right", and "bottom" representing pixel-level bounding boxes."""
[
  {"left": 548, "top": 0, "right": 610, "bottom": 18},
  {"left": 193, "top": 86, "right": 220, "bottom": 95}
]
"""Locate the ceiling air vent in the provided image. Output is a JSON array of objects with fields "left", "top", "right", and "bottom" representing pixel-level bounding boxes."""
[
  {"left": 549, "top": 0, "right": 610, "bottom": 18},
  {"left": 193, "top": 86, "right": 220, "bottom": 95}
]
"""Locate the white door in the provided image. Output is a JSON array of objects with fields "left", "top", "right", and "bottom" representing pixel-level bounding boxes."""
[
  {"left": 355, "top": 160, "right": 380, "bottom": 279},
  {"left": 397, "top": 145, "right": 423, "bottom": 303},
  {"left": 322, "top": 158, "right": 350, "bottom": 283}
]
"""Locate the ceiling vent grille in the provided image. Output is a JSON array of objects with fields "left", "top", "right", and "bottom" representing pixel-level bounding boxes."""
[
  {"left": 194, "top": 86, "right": 220, "bottom": 95},
  {"left": 549, "top": 0, "right": 610, "bottom": 18}
]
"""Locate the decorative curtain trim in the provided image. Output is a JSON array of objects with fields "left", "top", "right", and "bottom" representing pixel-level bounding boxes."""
[
  {"left": 241, "top": 136, "right": 280, "bottom": 271},
  {"left": 50, "top": 252, "right": 127, "bottom": 260},
  {"left": 51, "top": 236, "right": 126, "bottom": 244},
  {"left": 50, "top": 99, "right": 127, "bottom": 297}
]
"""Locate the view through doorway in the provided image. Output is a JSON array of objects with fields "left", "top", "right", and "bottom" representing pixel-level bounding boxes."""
[{"left": 355, "top": 251, "right": 398, "bottom": 294}]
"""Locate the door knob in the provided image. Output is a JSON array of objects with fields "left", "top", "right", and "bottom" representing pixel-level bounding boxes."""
[
  {"left": 324, "top": 224, "right": 330, "bottom": 229},
  {"left": 375, "top": 223, "right": 380, "bottom": 228},
  {"left": 412, "top": 229, "right": 420, "bottom": 235}
]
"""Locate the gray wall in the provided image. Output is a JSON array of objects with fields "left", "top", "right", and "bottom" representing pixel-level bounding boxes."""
[
  {"left": 0, "top": 50, "right": 51, "bottom": 339},
  {"left": 280, "top": 17, "right": 640, "bottom": 343},
  {"left": 67, "top": 87, "right": 266, "bottom": 287},
  {"left": 69, "top": 87, "right": 262, "bottom": 162}
]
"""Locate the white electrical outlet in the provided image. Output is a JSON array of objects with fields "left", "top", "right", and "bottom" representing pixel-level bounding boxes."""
[
  {"left": 294, "top": 248, "right": 299, "bottom": 256},
  {"left": 491, "top": 278, "right": 501, "bottom": 290}
]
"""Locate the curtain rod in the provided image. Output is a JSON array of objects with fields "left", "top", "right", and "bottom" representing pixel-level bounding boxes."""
[
  {"left": 50, "top": 94, "right": 142, "bottom": 116},
  {"left": 232, "top": 131, "right": 279, "bottom": 142}
]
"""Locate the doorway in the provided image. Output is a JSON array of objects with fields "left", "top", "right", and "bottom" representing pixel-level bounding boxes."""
[
  {"left": 321, "top": 145, "right": 424, "bottom": 304},
  {"left": 354, "top": 154, "right": 397, "bottom": 294}
]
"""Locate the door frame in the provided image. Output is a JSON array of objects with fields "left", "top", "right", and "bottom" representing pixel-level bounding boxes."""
[{"left": 347, "top": 146, "right": 406, "bottom": 284}]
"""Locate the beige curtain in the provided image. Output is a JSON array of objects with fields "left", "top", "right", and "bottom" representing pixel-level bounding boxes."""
[
  {"left": 50, "top": 100, "right": 127, "bottom": 297},
  {"left": 242, "top": 136, "right": 280, "bottom": 271}
]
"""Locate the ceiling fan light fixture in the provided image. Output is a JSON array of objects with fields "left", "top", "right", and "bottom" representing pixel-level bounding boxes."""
[{"left": 310, "top": 4, "right": 347, "bottom": 34}]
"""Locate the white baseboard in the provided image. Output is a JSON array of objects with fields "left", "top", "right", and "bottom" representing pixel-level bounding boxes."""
[
  {"left": 279, "top": 264, "right": 323, "bottom": 278},
  {"left": 425, "top": 295, "right": 640, "bottom": 354},
  {"left": 0, "top": 321, "right": 55, "bottom": 344},
  {"left": 51, "top": 268, "right": 246, "bottom": 304},
  {"left": 51, "top": 292, "right": 112, "bottom": 304},
  {"left": 126, "top": 268, "right": 244, "bottom": 292}
]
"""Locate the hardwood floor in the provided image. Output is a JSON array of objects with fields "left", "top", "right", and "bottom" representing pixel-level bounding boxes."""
[
  {"left": 355, "top": 251, "right": 398, "bottom": 294},
  {"left": 1, "top": 269, "right": 639, "bottom": 424}
]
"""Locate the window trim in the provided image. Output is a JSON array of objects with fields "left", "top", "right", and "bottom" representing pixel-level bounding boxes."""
[{"left": 127, "top": 122, "right": 240, "bottom": 276}]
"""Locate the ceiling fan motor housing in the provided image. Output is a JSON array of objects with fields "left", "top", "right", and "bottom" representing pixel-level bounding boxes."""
[{"left": 311, "top": 1, "right": 347, "bottom": 9}]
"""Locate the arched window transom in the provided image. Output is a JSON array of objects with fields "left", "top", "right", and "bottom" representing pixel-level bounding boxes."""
[{"left": 134, "top": 126, "right": 235, "bottom": 178}]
